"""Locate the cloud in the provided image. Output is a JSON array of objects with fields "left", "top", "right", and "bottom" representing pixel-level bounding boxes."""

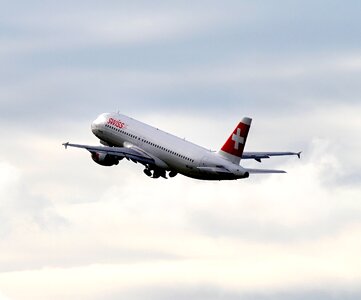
[
  {"left": 0, "top": 2, "right": 240, "bottom": 56},
  {"left": 0, "top": 293, "right": 12, "bottom": 300},
  {"left": 0, "top": 161, "right": 67, "bottom": 238},
  {"left": 0, "top": 127, "right": 360, "bottom": 298},
  {"left": 100, "top": 287, "right": 361, "bottom": 300},
  {"left": 189, "top": 142, "right": 361, "bottom": 242},
  {"left": 0, "top": 137, "right": 360, "bottom": 298},
  {"left": 1, "top": 228, "right": 361, "bottom": 300},
  {"left": 1, "top": 52, "right": 361, "bottom": 126}
]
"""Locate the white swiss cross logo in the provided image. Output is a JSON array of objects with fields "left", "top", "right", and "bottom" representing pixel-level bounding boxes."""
[{"left": 232, "top": 128, "right": 244, "bottom": 150}]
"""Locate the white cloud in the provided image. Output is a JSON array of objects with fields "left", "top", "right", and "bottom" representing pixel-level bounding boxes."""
[
  {"left": 0, "top": 162, "right": 19, "bottom": 193},
  {"left": 0, "top": 131, "right": 360, "bottom": 299},
  {"left": 0, "top": 224, "right": 361, "bottom": 299},
  {"left": 0, "top": 292, "right": 12, "bottom": 300},
  {"left": 0, "top": 160, "right": 67, "bottom": 240}
]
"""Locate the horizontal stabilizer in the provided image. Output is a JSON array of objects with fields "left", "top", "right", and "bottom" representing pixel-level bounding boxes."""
[
  {"left": 242, "top": 151, "right": 302, "bottom": 162},
  {"left": 244, "top": 168, "right": 286, "bottom": 174}
]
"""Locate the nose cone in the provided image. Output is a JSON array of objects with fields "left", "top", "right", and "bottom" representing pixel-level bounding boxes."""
[
  {"left": 91, "top": 122, "right": 97, "bottom": 134},
  {"left": 91, "top": 113, "right": 108, "bottom": 134}
]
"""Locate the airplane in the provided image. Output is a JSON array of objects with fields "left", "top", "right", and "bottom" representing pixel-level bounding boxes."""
[{"left": 63, "top": 113, "right": 301, "bottom": 180}]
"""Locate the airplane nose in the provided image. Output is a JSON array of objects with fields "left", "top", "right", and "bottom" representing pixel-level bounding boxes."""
[
  {"left": 91, "top": 121, "right": 97, "bottom": 133},
  {"left": 91, "top": 113, "right": 107, "bottom": 134}
]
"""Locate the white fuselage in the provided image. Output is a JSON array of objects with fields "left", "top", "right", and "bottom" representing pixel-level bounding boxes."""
[{"left": 91, "top": 113, "right": 247, "bottom": 180}]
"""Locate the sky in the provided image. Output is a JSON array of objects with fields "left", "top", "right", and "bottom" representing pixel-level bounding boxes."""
[{"left": 0, "top": 0, "right": 361, "bottom": 299}]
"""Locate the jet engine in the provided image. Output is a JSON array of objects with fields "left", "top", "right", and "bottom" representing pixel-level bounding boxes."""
[{"left": 91, "top": 152, "right": 119, "bottom": 166}]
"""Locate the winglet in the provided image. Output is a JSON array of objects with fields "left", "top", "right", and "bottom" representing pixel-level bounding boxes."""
[
  {"left": 297, "top": 151, "right": 302, "bottom": 159},
  {"left": 62, "top": 142, "right": 69, "bottom": 149}
]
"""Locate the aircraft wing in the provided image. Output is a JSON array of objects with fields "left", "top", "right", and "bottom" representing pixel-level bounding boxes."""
[
  {"left": 242, "top": 151, "right": 301, "bottom": 162},
  {"left": 62, "top": 142, "right": 155, "bottom": 165}
]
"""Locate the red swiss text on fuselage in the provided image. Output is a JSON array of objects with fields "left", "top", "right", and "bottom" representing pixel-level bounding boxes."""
[{"left": 107, "top": 118, "right": 126, "bottom": 129}]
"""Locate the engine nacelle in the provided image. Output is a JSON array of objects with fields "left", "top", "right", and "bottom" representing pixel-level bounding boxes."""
[{"left": 91, "top": 152, "right": 119, "bottom": 166}]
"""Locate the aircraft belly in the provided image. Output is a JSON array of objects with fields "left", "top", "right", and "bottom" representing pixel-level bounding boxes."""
[{"left": 105, "top": 133, "right": 122, "bottom": 147}]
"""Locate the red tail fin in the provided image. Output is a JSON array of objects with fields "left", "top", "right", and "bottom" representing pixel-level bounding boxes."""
[{"left": 218, "top": 117, "right": 252, "bottom": 164}]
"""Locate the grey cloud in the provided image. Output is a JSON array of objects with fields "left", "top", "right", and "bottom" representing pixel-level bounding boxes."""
[
  {"left": 1, "top": 0, "right": 360, "bottom": 128},
  {"left": 0, "top": 160, "right": 69, "bottom": 239},
  {"left": 95, "top": 286, "right": 361, "bottom": 300},
  {"left": 188, "top": 207, "right": 361, "bottom": 243},
  {"left": 336, "top": 171, "right": 361, "bottom": 187},
  {"left": 0, "top": 183, "right": 68, "bottom": 238},
  {"left": 1, "top": 53, "right": 361, "bottom": 126}
]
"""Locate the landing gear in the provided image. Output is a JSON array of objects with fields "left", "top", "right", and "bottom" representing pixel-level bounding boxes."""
[
  {"left": 152, "top": 169, "right": 167, "bottom": 179},
  {"left": 143, "top": 168, "right": 152, "bottom": 177},
  {"left": 152, "top": 171, "right": 161, "bottom": 179},
  {"left": 143, "top": 167, "right": 168, "bottom": 179},
  {"left": 169, "top": 170, "right": 178, "bottom": 178}
]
